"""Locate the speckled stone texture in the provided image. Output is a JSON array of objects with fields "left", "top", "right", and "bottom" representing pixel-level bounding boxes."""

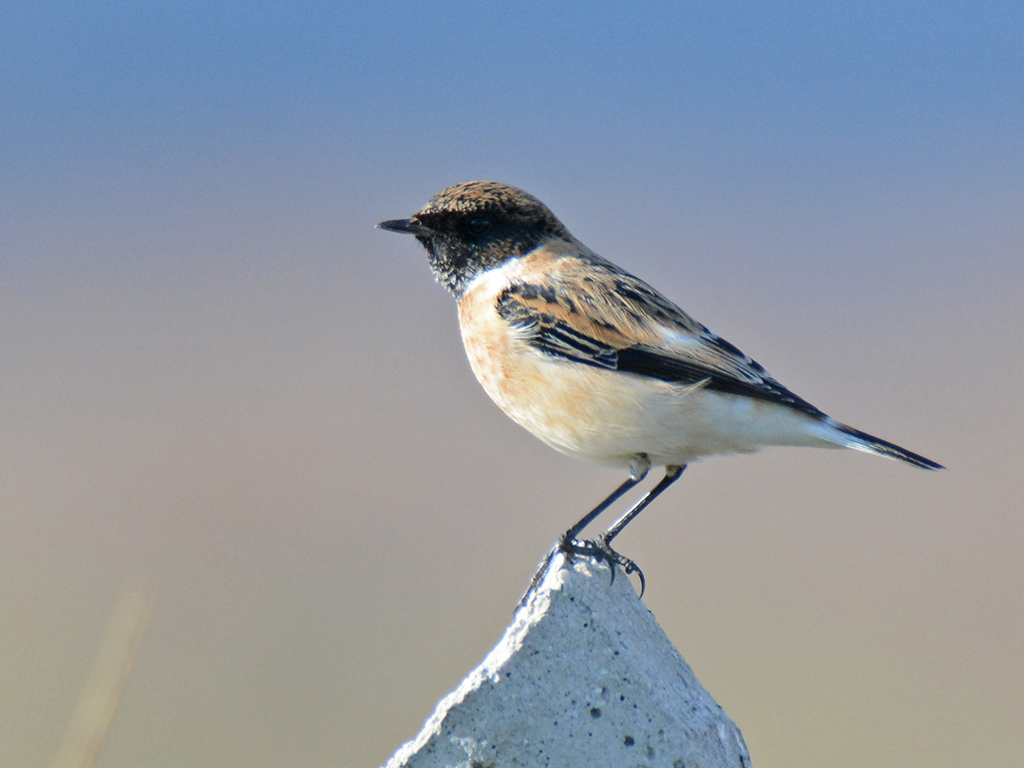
[{"left": 381, "top": 554, "right": 751, "bottom": 768}]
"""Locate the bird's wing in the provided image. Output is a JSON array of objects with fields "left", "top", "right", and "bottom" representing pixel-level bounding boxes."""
[{"left": 496, "top": 251, "right": 826, "bottom": 419}]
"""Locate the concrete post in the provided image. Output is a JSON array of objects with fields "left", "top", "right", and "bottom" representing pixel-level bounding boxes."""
[{"left": 382, "top": 553, "right": 751, "bottom": 768}]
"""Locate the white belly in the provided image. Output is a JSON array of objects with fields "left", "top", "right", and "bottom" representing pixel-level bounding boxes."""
[{"left": 458, "top": 304, "right": 835, "bottom": 468}]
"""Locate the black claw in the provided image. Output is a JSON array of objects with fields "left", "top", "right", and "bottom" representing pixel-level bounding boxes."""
[
  {"left": 598, "top": 538, "right": 646, "bottom": 597},
  {"left": 559, "top": 534, "right": 647, "bottom": 595},
  {"left": 519, "top": 532, "right": 649, "bottom": 612},
  {"left": 620, "top": 557, "right": 646, "bottom": 598}
]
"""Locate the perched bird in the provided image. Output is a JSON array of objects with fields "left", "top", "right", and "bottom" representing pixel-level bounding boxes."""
[{"left": 378, "top": 181, "right": 942, "bottom": 587}]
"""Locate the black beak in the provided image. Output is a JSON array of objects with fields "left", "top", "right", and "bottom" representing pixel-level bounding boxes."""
[{"left": 377, "top": 217, "right": 435, "bottom": 236}]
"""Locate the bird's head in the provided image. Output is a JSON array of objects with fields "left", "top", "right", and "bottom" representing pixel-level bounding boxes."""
[{"left": 378, "top": 181, "right": 571, "bottom": 296}]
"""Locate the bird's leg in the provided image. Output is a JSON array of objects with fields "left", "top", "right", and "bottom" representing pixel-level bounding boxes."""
[
  {"left": 561, "top": 453, "right": 651, "bottom": 547},
  {"left": 516, "top": 455, "right": 650, "bottom": 611},
  {"left": 590, "top": 464, "right": 687, "bottom": 596},
  {"left": 600, "top": 464, "right": 686, "bottom": 546},
  {"left": 557, "top": 455, "right": 658, "bottom": 588}
]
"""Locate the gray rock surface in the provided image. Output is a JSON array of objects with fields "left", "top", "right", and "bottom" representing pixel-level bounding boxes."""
[{"left": 382, "top": 553, "right": 751, "bottom": 768}]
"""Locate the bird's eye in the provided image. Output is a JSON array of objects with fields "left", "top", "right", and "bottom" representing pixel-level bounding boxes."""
[{"left": 466, "top": 217, "right": 491, "bottom": 236}]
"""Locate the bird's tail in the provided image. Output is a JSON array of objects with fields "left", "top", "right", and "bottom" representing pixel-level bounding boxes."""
[{"left": 831, "top": 422, "right": 944, "bottom": 470}]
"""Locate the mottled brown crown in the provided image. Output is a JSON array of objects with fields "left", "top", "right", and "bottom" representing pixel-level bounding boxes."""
[{"left": 418, "top": 181, "right": 558, "bottom": 223}]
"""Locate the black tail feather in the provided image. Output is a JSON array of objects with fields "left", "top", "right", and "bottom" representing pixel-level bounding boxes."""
[{"left": 836, "top": 424, "right": 944, "bottom": 470}]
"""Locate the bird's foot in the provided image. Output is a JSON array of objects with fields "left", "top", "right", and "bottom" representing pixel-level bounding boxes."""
[
  {"left": 559, "top": 535, "right": 647, "bottom": 598},
  {"left": 516, "top": 534, "right": 648, "bottom": 612}
]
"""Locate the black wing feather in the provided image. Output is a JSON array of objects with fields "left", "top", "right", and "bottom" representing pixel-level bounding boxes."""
[
  {"left": 497, "top": 286, "right": 825, "bottom": 418},
  {"left": 615, "top": 345, "right": 825, "bottom": 418}
]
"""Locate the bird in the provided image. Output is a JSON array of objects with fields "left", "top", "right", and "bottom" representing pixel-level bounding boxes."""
[{"left": 378, "top": 180, "right": 943, "bottom": 590}]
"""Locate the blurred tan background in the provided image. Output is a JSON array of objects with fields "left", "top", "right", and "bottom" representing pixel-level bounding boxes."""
[{"left": 2, "top": 4, "right": 1022, "bottom": 767}]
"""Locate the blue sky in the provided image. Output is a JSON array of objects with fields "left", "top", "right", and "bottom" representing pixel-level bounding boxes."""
[
  {"left": 4, "top": 2, "right": 1021, "bottom": 181},
  {"left": 3, "top": 2, "right": 1021, "bottom": 299}
]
